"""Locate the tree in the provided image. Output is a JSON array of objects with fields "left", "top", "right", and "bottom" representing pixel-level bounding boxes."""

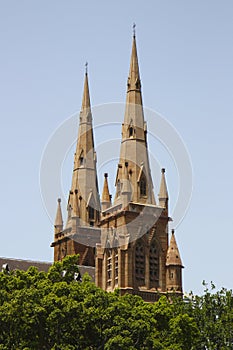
[
  {"left": 190, "top": 282, "right": 233, "bottom": 349},
  {"left": 0, "top": 257, "right": 232, "bottom": 349}
]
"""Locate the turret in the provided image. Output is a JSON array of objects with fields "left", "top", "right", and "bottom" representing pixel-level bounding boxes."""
[{"left": 166, "top": 229, "right": 183, "bottom": 294}]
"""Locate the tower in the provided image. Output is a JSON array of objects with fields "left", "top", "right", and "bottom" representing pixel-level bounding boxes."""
[
  {"left": 95, "top": 33, "right": 183, "bottom": 301},
  {"left": 51, "top": 69, "right": 101, "bottom": 266}
]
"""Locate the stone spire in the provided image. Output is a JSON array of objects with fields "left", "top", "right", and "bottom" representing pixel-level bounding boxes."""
[
  {"left": 101, "top": 173, "right": 111, "bottom": 211},
  {"left": 51, "top": 69, "right": 101, "bottom": 265},
  {"left": 67, "top": 69, "right": 100, "bottom": 227},
  {"left": 166, "top": 230, "right": 183, "bottom": 267},
  {"left": 81, "top": 66, "right": 91, "bottom": 114},
  {"left": 114, "top": 34, "right": 155, "bottom": 205},
  {"left": 128, "top": 33, "right": 141, "bottom": 92},
  {"left": 125, "top": 33, "right": 143, "bottom": 126},
  {"left": 54, "top": 198, "right": 63, "bottom": 234},
  {"left": 159, "top": 168, "right": 169, "bottom": 209}
]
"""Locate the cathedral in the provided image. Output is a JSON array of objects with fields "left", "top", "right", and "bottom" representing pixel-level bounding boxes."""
[{"left": 51, "top": 33, "right": 183, "bottom": 302}]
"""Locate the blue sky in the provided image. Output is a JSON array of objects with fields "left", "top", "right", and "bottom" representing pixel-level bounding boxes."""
[{"left": 0, "top": 1, "right": 233, "bottom": 295}]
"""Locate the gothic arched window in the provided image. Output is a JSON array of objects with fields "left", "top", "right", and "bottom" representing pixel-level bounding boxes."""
[
  {"left": 88, "top": 206, "right": 95, "bottom": 221},
  {"left": 149, "top": 241, "right": 159, "bottom": 283},
  {"left": 129, "top": 127, "right": 133, "bottom": 137},
  {"left": 135, "top": 240, "right": 145, "bottom": 284},
  {"left": 139, "top": 176, "right": 147, "bottom": 196},
  {"left": 79, "top": 151, "right": 84, "bottom": 166}
]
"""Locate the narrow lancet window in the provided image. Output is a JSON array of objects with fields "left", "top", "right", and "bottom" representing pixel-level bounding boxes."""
[
  {"left": 129, "top": 127, "right": 133, "bottom": 137},
  {"left": 79, "top": 151, "right": 84, "bottom": 166},
  {"left": 88, "top": 206, "right": 95, "bottom": 221},
  {"left": 139, "top": 177, "right": 147, "bottom": 196},
  {"left": 135, "top": 240, "right": 145, "bottom": 284},
  {"left": 149, "top": 241, "right": 159, "bottom": 283}
]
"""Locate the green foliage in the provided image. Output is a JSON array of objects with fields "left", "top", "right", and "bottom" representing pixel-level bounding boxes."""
[
  {"left": 0, "top": 257, "right": 232, "bottom": 349},
  {"left": 190, "top": 281, "right": 233, "bottom": 349}
]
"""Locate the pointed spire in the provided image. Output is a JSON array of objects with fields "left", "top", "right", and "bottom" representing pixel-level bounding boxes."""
[
  {"left": 69, "top": 69, "right": 100, "bottom": 226},
  {"left": 159, "top": 168, "right": 169, "bottom": 206},
  {"left": 166, "top": 230, "right": 183, "bottom": 266},
  {"left": 54, "top": 198, "right": 63, "bottom": 233},
  {"left": 114, "top": 33, "right": 155, "bottom": 205},
  {"left": 127, "top": 31, "right": 141, "bottom": 93},
  {"left": 81, "top": 65, "right": 91, "bottom": 114},
  {"left": 124, "top": 32, "right": 143, "bottom": 127},
  {"left": 101, "top": 173, "right": 111, "bottom": 211}
]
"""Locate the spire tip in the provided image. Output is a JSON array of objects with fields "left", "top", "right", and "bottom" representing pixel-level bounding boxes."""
[
  {"left": 85, "top": 61, "right": 88, "bottom": 75},
  {"left": 133, "top": 23, "right": 136, "bottom": 37}
]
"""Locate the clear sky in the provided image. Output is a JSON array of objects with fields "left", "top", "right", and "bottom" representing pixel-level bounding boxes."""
[{"left": 0, "top": 0, "right": 233, "bottom": 295}]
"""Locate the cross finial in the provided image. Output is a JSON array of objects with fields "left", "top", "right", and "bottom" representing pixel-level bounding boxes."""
[
  {"left": 133, "top": 23, "right": 136, "bottom": 37},
  {"left": 85, "top": 61, "right": 88, "bottom": 75}
]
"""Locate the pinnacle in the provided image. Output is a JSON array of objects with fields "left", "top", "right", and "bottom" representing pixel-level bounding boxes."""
[
  {"left": 159, "top": 168, "right": 169, "bottom": 200},
  {"left": 72, "top": 189, "right": 80, "bottom": 217},
  {"left": 121, "top": 163, "right": 131, "bottom": 195},
  {"left": 102, "top": 173, "right": 111, "bottom": 203},
  {"left": 166, "top": 230, "right": 183, "bottom": 266},
  {"left": 101, "top": 173, "right": 111, "bottom": 211},
  {"left": 54, "top": 197, "right": 63, "bottom": 228}
]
